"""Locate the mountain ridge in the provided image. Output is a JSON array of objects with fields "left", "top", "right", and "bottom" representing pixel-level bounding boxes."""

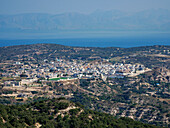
[{"left": 0, "top": 9, "right": 170, "bottom": 32}]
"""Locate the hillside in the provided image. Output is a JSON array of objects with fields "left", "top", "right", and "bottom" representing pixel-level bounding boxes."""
[
  {"left": 0, "top": 44, "right": 169, "bottom": 68},
  {"left": 0, "top": 44, "right": 169, "bottom": 127},
  {"left": 0, "top": 98, "right": 163, "bottom": 128}
]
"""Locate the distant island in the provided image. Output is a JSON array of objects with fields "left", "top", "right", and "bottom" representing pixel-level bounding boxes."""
[
  {"left": 0, "top": 9, "right": 170, "bottom": 39},
  {"left": 1, "top": 9, "right": 170, "bottom": 33}
]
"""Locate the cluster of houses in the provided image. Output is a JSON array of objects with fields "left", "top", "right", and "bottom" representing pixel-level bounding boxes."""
[{"left": 1, "top": 59, "right": 148, "bottom": 87}]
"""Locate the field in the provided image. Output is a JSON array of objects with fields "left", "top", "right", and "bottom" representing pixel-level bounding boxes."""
[{"left": 49, "top": 77, "right": 68, "bottom": 81}]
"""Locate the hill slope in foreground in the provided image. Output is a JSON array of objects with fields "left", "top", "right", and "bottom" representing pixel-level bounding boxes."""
[{"left": 0, "top": 98, "right": 163, "bottom": 128}]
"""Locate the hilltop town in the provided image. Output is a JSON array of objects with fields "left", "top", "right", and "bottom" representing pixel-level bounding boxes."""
[{"left": 1, "top": 58, "right": 149, "bottom": 101}]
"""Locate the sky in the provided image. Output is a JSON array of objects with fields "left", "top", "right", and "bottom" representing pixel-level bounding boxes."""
[{"left": 0, "top": 0, "right": 170, "bottom": 14}]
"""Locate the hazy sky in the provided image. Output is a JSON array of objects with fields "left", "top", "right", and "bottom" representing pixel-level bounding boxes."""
[{"left": 0, "top": 0, "right": 170, "bottom": 14}]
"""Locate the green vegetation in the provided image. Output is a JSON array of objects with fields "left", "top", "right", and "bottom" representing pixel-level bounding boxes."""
[
  {"left": 49, "top": 77, "right": 69, "bottom": 81},
  {"left": 0, "top": 98, "right": 162, "bottom": 128}
]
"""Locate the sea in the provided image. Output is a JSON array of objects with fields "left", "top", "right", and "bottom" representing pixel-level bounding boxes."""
[{"left": 0, "top": 35, "right": 170, "bottom": 48}]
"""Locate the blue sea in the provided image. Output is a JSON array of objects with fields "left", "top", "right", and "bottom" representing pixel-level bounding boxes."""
[
  {"left": 0, "top": 37, "right": 170, "bottom": 48},
  {"left": 0, "top": 31, "right": 170, "bottom": 48}
]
